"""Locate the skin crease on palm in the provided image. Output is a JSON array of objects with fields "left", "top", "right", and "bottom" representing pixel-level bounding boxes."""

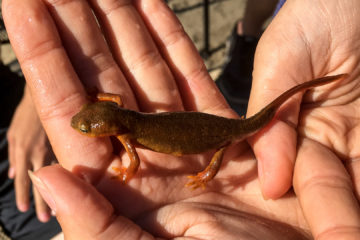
[{"left": 3, "top": 0, "right": 360, "bottom": 239}]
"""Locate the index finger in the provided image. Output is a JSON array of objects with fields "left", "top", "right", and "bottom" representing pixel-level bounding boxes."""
[{"left": 3, "top": 0, "right": 113, "bottom": 178}]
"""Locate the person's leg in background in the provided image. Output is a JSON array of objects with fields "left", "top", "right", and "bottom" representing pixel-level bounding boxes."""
[{"left": 216, "top": 0, "right": 278, "bottom": 115}]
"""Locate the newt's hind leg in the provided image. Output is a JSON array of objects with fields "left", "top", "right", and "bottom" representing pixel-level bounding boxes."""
[
  {"left": 185, "top": 147, "right": 226, "bottom": 190},
  {"left": 96, "top": 93, "right": 123, "bottom": 107},
  {"left": 112, "top": 134, "right": 140, "bottom": 183}
]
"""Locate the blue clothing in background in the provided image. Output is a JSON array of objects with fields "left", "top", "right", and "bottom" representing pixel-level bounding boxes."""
[{"left": 274, "top": 0, "right": 286, "bottom": 15}]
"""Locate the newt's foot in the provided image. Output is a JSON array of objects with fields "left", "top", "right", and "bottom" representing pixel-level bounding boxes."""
[
  {"left": 185, "top": 174, "right": 208, "bottom": 190},
  {"left": 185, "top": 147, "right": 225, "bottom": 190},
  {"left": 111, "top": 166, "right": 132, "bottom": 184}
]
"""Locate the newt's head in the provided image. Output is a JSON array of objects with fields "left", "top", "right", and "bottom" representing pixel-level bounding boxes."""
[{"left": 71, "top": 101, "right": 129, "bottom": 137}]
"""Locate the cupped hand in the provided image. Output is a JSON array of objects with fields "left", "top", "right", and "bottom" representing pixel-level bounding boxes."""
[
  {"left": 3, "top": 0, "right": 360, "bottom": 239},
  {"left": 29, "top": 162, "right": 311, "bottom": 240},
  {"left": 247, "top": 0, "right": 360, "bottom": 238},
  {"left": 7, "top": 85, "right": 56, "bottom": 222}
]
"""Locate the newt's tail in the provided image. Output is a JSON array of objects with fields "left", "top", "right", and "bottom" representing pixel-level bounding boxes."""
[{"left": 238, "top": 73, "right": 348, "bottom": 136}]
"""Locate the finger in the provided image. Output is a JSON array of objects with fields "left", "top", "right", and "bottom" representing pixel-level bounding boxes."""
[
  {"left": 29, "top": 165, "right": 151, "bottom": 239},
  {"left": 32, "top": 143, "right": 52, "bottom": 222},
  {"left": 246, "top": 4, "right": 316, "bottom": 198},
  {"left": 247, "top": 115, "right": 298, "bottom": 199},
  {"left": 294, "top": 138, "right": 360, "bottom": 239},
  {"left": 6, "top": 131, "right": 16, "bottom": 178},
  {"left": 346, "top": 160, "right": 360, "bottom": 199},
  {"left": 14, "top": 147, "right": 30, "bottom": 212},
  {"left": 89, "top": 0, "right": 183, "bottom": 112},
  {"left": 32, "top": 185, "right": 51, "bottom": 222},
  {"left": 3, "top": 0, "right": 114, "bottom": 178},
  {"left": 135, "top": 0, "right": 233, "bottom": 115},
  {"left": 45, "top": 0, "right": 136, "bottom": 109}
]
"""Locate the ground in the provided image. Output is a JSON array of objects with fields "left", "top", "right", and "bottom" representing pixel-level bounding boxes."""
[{"left": 169, "top": 0, "right": 246, "bottom": 79}]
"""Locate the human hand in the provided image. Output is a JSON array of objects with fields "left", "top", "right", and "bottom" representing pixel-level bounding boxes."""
[
  {"left": 4, "top": 0, "right": 239, "bottom": 210},
  {"left": 31, "top": 162, "right": 314, "bottom": 240},
  {"left": 4, "top": 0, "right": 359, "bottom": 239},
  {"left": 3, "top": 0, "right": 238, "bottom": 205},
  {"left": 7, "top": 85, "right": 56, "bottom": 222},
  {"left": 247, "top": 0, "right": 360, "bottom": 237}
]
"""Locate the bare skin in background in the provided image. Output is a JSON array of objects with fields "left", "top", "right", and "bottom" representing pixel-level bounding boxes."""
[{"left": 7, "top": 86, "right": 55, "bottom": 222}]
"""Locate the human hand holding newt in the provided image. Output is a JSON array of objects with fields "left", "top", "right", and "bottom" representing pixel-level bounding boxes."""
[
  {"left": 247, "top": 0, "right": 360, "bottom": 238},
  {"left": 4, "top": 0, "right": 360, "bottom": 239}
]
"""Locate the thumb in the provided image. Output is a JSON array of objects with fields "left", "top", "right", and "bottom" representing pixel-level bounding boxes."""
[
  {"left": 29, "top": 165, "right": 149, "bottom": 240},
  {"left": 247, "top": 3, "right": 311, "bottom": 199}
]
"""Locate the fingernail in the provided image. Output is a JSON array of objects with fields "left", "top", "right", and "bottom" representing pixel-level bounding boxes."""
[
  {"left": 51, "top": 209, "right": 56, "bottom": 216},
  {"left": 17, "top": 202, "right": 29, "bottom": 212},
  {"left": 38, "top": 212, "right": 51, "bottom": 223},
  {"left": 8, "top": 167, "right": 15, "bottom": 179},
  {"left": 28, "top": 170, "right": 56, "bottom": 213}
]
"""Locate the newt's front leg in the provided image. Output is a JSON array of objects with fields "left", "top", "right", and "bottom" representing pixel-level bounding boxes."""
[
  {"left": 96, "top": 92, "right": 123, "bottom": 106},
  {"left": 186, "top": 147, "right": 226, "bottom": 189},
  {"left": 112, "top": 134, "right": 140, "bottom": 183},
  {"left": 94, "top": 93, "right": 141, "bottom": 182}
]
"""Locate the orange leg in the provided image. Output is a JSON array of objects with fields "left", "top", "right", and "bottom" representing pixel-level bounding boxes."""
[
  {"left": 96, "top": 93, "right": 123, "bottom": 107},
  {"left": 185, "top": 147, "right": 226, "bottom": 190},
  {"left": 112, "top": 134, "right": 140, "bottom": 183}
]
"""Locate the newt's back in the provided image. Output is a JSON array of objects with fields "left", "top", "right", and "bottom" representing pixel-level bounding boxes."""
[
  {"left": 130, "top": 74, "right": 347, "bottom": 155},
  {"left": 130, "top": 111, "right": 241, "bottom": 155}
]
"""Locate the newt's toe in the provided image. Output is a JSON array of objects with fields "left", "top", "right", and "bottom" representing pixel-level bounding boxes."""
[
  {"left": 112, "top": 166, "right": 131, "bottom": 183},
  {"left": 185, "top": 175, "right": 207, "bottom": 190}
]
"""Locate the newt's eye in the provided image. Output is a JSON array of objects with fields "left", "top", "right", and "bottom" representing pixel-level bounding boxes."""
[{"left": 79, "top": 124, "right": 89, "bottom": 133}]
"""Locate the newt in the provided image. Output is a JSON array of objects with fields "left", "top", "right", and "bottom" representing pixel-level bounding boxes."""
[{"left": 71, "top": 74, "right": 347, "bottom": 189}]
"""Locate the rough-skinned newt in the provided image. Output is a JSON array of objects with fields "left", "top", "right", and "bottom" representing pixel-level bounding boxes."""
[{"left": 71, "top": 74, "right": 347, "bottom": 189}]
